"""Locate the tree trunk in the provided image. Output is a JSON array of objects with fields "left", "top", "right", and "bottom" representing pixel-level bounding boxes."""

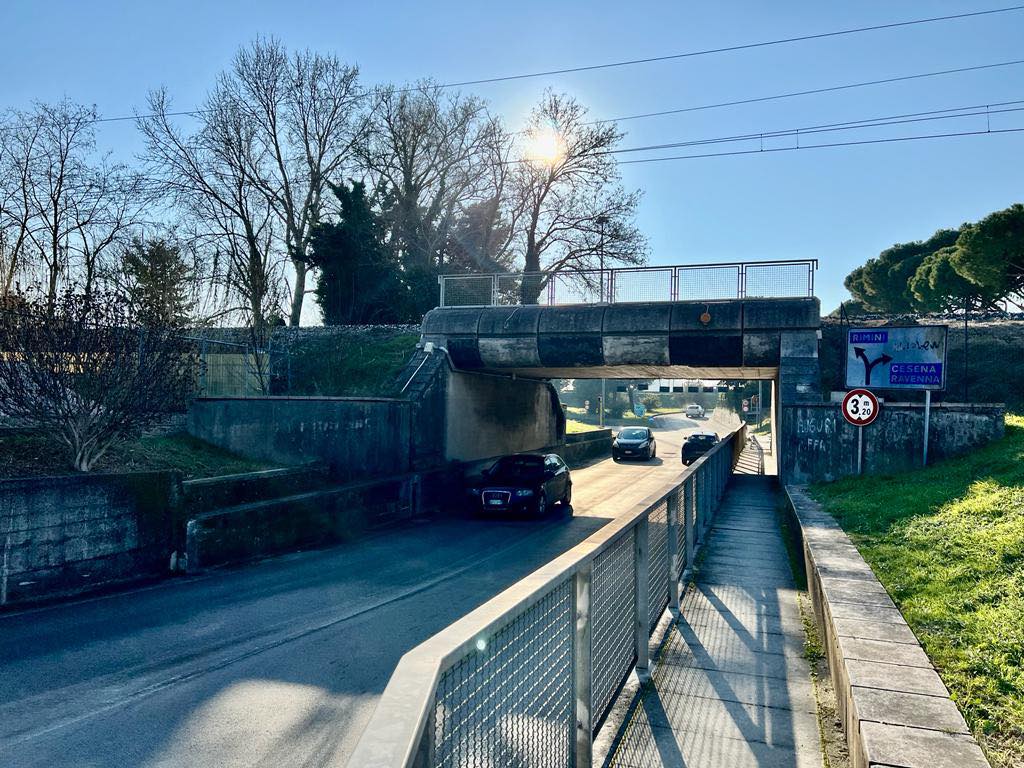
[{"left": 289, "top": 258, "right": 306, "bottom": 326}]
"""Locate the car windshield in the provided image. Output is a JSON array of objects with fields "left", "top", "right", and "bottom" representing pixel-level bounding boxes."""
[
  {"left": 688, "top": 435, "right": 716, "bottom": 444},
  {"left": 618, "top": 428, "right": 647, "bottom": 440},
  {"left": 489, "top": 456, "right": 544, "bottom": 482}
]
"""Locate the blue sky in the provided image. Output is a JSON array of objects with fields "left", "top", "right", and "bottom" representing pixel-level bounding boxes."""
[{"left": 2, "top": 0, "right": 1022, "bottom": 312}]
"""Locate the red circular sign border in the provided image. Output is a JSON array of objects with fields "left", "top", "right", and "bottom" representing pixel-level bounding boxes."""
[{"left": 841, "top": 389, "right": 880, "bottom": 426}]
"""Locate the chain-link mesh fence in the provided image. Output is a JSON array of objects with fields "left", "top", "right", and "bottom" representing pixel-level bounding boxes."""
[
  {"left": 647, "top": 500, "right": 670, "bottom": 633},
  {"left": 438, "top": 260, "right": 816, "bottom": 307},
  {"left": 186, "top": 337, "right": 291, "bottom": 397},
  {"left": 591, "top": 529, "right": 638, "bottom": 728},
  {"left": 431, "top": 579, "right": 575, "bottom": 768},
  {"left": 347, "top": 426, "right": 748, "bottom": 768}
]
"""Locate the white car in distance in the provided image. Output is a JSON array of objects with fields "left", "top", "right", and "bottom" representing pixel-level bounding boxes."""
[{"left": 685, "top": 404, "right": 705, "bottom": 419}]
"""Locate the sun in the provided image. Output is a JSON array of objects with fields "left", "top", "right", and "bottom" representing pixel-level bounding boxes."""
[{"left": 523, "top": 126, "right": 566, "bottom": 166}]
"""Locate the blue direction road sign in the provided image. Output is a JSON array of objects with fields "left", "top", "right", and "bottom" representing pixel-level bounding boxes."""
[{"left": 845, "top": 325, "right": 948, "bottom": 391}]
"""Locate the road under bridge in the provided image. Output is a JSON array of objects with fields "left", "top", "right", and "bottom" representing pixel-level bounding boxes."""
[{"left": 0, "top": 413, "right": 737, "bottom": 768}]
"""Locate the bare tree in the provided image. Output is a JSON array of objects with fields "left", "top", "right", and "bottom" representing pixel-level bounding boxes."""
[
  {"left": 358, "top": 82, "right": 502, "bottom": 271},
  {"left": 512, "top": 92, "right": 647, "bottom": 302},
  {"left": 1, "top": 101, "right": 146, "bottom": 309},
  {"left": 140, "top": 88, "right": 286, "bottom": 332},
  {"left": 0, "top": 113, "right": 35, "bottom": 296},
  {"left": 0, "top": 285, "right": 199, "bottom": 472},
  {"left": 144, "top": 38, "right": 364, "bottom": 326}
]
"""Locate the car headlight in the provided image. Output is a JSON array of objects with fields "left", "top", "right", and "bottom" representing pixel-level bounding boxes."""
[
  {"left": 638, "top": 440, "right": 649, "bottom": 448},
  {"left": 611, "top": 440, "right": 618, "bottom": 447},
  {"left": 515, "top": 489, "right": 534, "bottom": 497},
  {"left": 469, "top": 487, "right": 480, "bottom": 495}
]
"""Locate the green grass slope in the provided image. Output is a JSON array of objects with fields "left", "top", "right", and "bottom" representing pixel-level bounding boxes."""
[{"left": 811, "top": 415, "right": 1024, "bottom": 766}]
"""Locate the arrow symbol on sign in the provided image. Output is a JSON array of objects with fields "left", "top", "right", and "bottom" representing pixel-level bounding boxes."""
[{"left": 854, "top": 347, "right": 892, "bottom": 386}]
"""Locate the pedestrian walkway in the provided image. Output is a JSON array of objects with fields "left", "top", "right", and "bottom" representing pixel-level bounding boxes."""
[
  {"left": 607, "top": 476, "right": 823, "bottom": 768},
  {"left": 733, "top": 434, "right": 777, "bottom": 476}
]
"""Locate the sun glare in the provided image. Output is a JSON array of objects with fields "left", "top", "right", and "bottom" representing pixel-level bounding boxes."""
[{"left": 523, "top": 126, "right": 566, "bottom": 166}]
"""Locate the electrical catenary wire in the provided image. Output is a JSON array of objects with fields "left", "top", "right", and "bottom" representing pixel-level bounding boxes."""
[
  {"left": 613, "top": 126, "right": 1024, "bottom": 165},
  {"left": 588, "top": 59, "right": 1024, "bottom": 126},
  {"left": 7, "top": 6, "right": 1023, "bottom": 129},
  {"left": 605, "top": 100, "right": 1024, "bottom": 155},
  {"left": 436, "top": 5, "right": 1024, "bottom": 88}
]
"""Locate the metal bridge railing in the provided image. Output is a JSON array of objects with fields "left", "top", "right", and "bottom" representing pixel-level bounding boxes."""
[
  {"left": 437, "top": 260, "right": 817, "bottom": 307},
  {"left": 346, "top": 424, "right": 747, "bottom": 768}
]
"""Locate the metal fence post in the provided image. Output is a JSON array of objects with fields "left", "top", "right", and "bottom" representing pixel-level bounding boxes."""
[
  {"left": 694, "top": 470, "right": 705, "bottom": 545},
  {"left": 491, "top": 274, "right": 498, "bottom": 306},
  {"left": 684, "top": 477, "right": 695, "bottom": 569},
  {"left": 438, "top": 275, "right": 446, "bottom": 307},
  {"left": 634, "top": 519, "right": 650, "bottom": 680},
  {"left": 666, "top": 490, "right": 681, "bottom": 611},
  {"left": 574, "top": 563, "right": 593, "bottom": 767}
]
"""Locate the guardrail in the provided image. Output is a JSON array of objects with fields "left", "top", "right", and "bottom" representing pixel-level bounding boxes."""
[
  {"left": 347, "top": 425, "right": 746, "bottom": 768},
  {"left": 437, "top": 259, "right": 817, "bottom": 307}
]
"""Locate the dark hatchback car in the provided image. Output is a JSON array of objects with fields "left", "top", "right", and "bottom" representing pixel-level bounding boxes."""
[
  {"left": 469, "top": 453, "right": 572, "bottom": 516},
  {"left": 682, "top": 431, "right": 719, "bottom": 465},
  {"left": 612, "top": 427, "right": 657, "bottom": 461}
]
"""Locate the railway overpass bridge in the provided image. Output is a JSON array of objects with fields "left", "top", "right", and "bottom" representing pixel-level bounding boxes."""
[{"left": 416, "top": 261, "right": 824, "bottom": 481}]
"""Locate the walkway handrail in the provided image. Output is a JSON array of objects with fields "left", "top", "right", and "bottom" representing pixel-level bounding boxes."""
[
  {"left": 437, "top": 259, "right": 817, "bottom": 307},
  {"left": 347, "top": 424, "right": 747, "bottom": 768}
]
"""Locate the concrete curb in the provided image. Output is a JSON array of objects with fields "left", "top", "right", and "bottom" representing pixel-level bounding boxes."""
[{"left": 784, "top": 485, "right": 990, "bottom": 768}]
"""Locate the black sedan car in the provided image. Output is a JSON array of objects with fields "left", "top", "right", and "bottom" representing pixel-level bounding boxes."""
[
  {"left": 469, "top": 453, "right": 572, "bottom": 516},
  {"left": 682, "top": 431, "right": 719, "bottom": 465},
  {"left": 612, "top": 427, "right": 657, "bottom": 461}
]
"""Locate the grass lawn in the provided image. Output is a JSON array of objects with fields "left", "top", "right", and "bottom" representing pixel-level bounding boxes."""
[
  {"left": 566, "top": 419, "right": 604, "bottom": 434},
  {"left": 0, "top": 431, "right": 272, "bottom": 480},
  {"left": 811, "top": 415, "right": 1024, "bottom": 767},
  {"left": 288, "top": 331, "right": 420, "bottom": 397}
]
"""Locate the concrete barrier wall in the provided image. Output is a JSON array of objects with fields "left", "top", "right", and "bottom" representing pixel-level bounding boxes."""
[
  {"left": 0, "top": 473, "right": 182, "bottom": 606},
  {"left": 559, "top": 429, "right": 613, "bottom": 466},
  {"left": 444, "top": 371, "right": 563, "bottom": 462},
  {"left": 188, "top": 396, "right": 413, "bottom": 482},
  {"left": 785, "top": 486, "right": 988, "bottom": 768},
  {"left": 782, "top": 402, "right": 1004, "bottom": 483},
  {"left": 185, "top": 473, "right": 424, "bottom": 571}
]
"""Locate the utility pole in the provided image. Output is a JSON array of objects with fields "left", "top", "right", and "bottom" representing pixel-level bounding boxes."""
[{"left": 600, "top": 378, "right": 606, "bottom": 428}]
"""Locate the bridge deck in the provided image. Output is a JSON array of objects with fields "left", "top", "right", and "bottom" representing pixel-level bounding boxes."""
[{"left": 607, "top": 475, "right": 823, "bottom": 767}]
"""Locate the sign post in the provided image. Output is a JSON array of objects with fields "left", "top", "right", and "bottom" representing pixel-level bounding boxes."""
[
  {"left": 845, "top": 325, "right": 947, "bottom": 467},
  {"left": 841, "top": 388, "right": 880, "bottom": 475},
  {"left": 924, "top": 390, "right": 931, "bottom": 466}
]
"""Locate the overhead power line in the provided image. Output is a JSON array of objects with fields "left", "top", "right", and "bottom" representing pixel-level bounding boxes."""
[
  {"left": 614, "top": 126, "right": 1024, "bottom": 165},
  {"left": 607, "top": 100, "right": 1024, "bottom": 155},
  {"left": 436, "top": 5, "right": 1024, "bottom": 88},
  {"left": 590, "top": 59, "right": 1024, "bottom": 126},
  {"left": 8, "top": 7, "right": 1024, "bottom": 130}
]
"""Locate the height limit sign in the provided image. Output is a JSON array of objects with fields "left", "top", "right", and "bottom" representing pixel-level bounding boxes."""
[{"left": 842, "top": 389, "right": 879, "bottom": 427}]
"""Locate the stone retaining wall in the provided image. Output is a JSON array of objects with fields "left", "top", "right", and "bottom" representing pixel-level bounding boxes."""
[
  {"left": 782, "top": 402, "right": 1004, "bottom": 483},
  {"left": 785, "top": 485, "right": 989, "bottom": 768},
  {"left": 0, "top": 472, "right": 183, "bottom": 606},
  {"left": 188, "top": 396, "right": 413, "bottom": 482},
  {"left": 560, "top": 429, "right": 612, "bottom": 466}
]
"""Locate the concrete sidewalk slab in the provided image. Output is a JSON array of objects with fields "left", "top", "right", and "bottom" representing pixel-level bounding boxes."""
[{"left": 608, "top": 476, "right": 823, "bottom": 768}]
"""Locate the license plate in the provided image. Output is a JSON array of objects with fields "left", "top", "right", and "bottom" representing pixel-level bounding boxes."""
[
  {"left": 488, "top": 499, "right": 503, "bottom": 506},
  {"left": 624, "top": 450, "right": 633, "bottom": 454}
]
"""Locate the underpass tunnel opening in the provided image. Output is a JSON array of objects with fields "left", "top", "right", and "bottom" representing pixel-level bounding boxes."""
[{"left": 553, "top": 375, "right": 776, "bottom": 473}]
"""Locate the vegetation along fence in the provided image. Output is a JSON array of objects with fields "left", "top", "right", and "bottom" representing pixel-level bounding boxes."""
[
  {"left": 347, "top": 424, "right": 746, "bottom": 768},
  {"left": 438, "top": 260, "right": 817, "bottom": 307}
]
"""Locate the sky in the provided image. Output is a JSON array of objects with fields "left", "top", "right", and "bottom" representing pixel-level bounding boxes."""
[{"left": 2, "top": 0, "right": 1022, "bottom": 313}]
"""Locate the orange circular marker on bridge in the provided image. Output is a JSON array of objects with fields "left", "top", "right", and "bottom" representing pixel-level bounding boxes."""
[{"left": 841, "top": 388, "right": 880, "bottom": 426}]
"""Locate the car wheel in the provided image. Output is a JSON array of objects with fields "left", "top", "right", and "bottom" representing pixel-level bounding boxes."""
[
  {"left": 536, "top": 493, "right": 548, "bottom": 517},
  {"left": 562, "top": 483, "right": 572, "bottom": 506},
  {"left": 651, "top": 445, "right": 657, "bottom": 460}
]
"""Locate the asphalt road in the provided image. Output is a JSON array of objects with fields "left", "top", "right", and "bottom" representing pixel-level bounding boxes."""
[{"left": 0, "top": 410, "right": 736, "bottom": 768}]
